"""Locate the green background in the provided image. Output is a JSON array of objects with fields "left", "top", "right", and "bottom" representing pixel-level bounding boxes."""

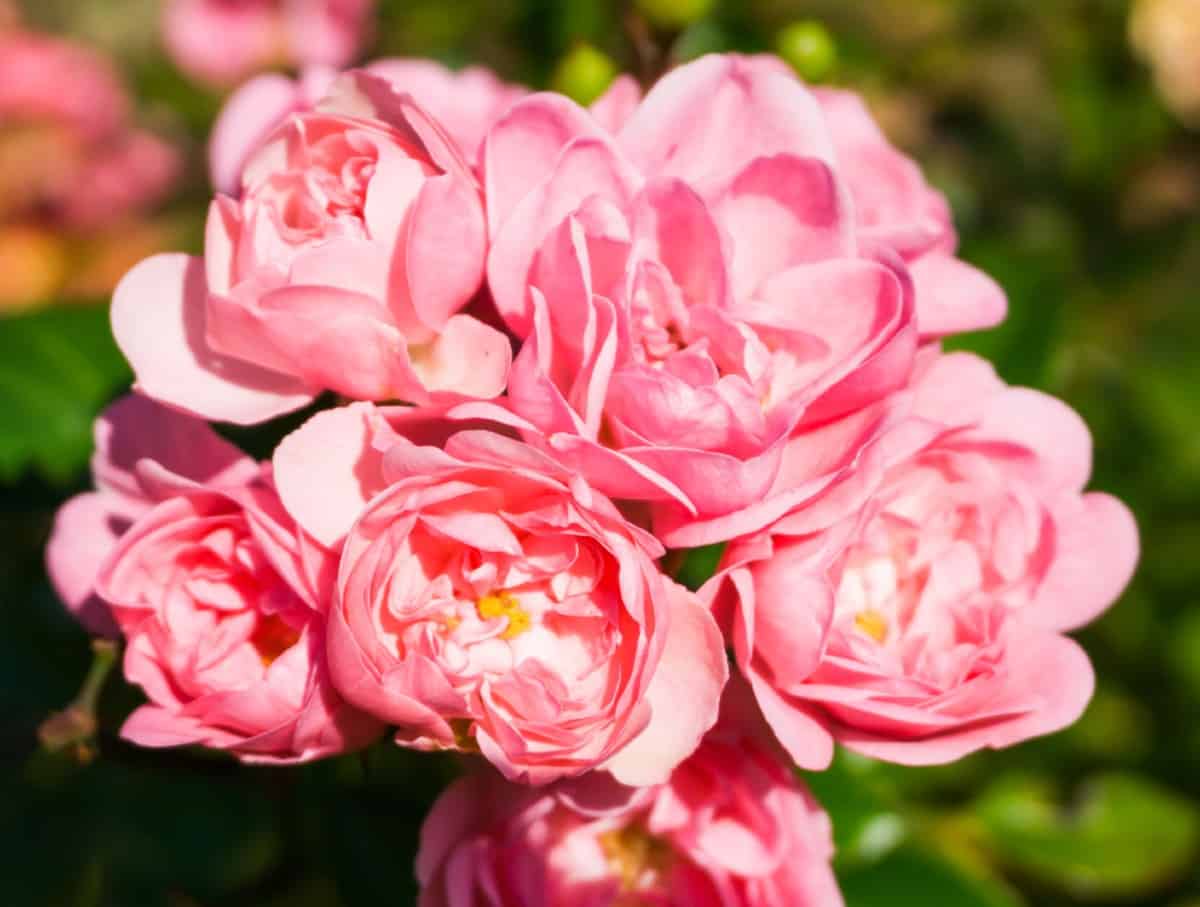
[{"left": 2, "top": 1, "right": 1199, "bottom": 904}]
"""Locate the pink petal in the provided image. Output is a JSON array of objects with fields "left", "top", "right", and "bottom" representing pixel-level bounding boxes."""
[
  {"left": 209, "top": 73, "right": 304, "bottom": 196},
  {"left": 909, "top": 252, "right": 1007, "bottom": 338},
  {"left": 120, "top": 704, "right": 209, "bottom": 748},
  {"left": 487, "top": 135, "right": 640, "bottom": 335},
  {"left": 1033, "top": 493, "right": 1139, "bottom": 632},
  {"left": 589, "top": 75, "right": 641, "bottom": 132},
  {"left": 969, "top": 387, "right": 1094, "bottom": 492},
  {"left": 483, "top": 92, "right": 603, "bottom": 236},
  {"left": 111, "top": 254, "right": 314, "bottom": 424},
  {"left": 619, "top": 54, "right": 835, "bottom": 190},
  {"left": 838, "top": 632, "right": 1095, "bottom": 765},
  {"left": 409, "top": 315, "right": 512, "bottom": 400},
  {"left": 394, "top": 174, "right": 487, "bottom": 334},
  {"left": 248, "top": 284, "right": 419, "bottom": 402},
  {"left": 633, "top": 178, "right": 730, "bottom": 310},
  {"left": 274, "top": 403, "right": 387, "bottom": 547},
  {"left": 604, "top": 580, "right": 728, "bottom": 786},
  {"left": 92, "top": 393, "right": 257, "bottom": 498},
  {"left": 716, "top": 154, "right": 853, "bottom": 301},
  {"left": 45, "top": 492, "right": 130, "bottom": 637}
]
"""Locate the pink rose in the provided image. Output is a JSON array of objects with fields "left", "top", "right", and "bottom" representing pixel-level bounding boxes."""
[
  {"left": 0, "top": 29, "right": 179, "bottom": 230},
  {"left": 210, "top": 61, "right": 525, "bottom": 195},
  {"left": 46, "top": 395, "right": 258, "bottom": 637},
  {"left": 86, "top": 406, "right": 383, "bottom": 763},
  {"left": 416, "top": 711, "right": 840, "bottom": 905},
  {"left": 0, "top": 30, "right": 126, "bottom": 139},
  {"left": 113, "top": 72, "right": 509, "bottom": 425},
  {"left": 707, "top": 351, "right": 1139, "bottom": 768},
  {"left": 477, "top": 53, "right": 916, "bottom": 526},
  {"left": 208, "top": 67, "right": 337, "bottom": 198},
  {"left": 271, "top": 403, "right": 728, "bottom": 785},
  {"left": 163, "top": 0, "right": 375, "bottom": 87},
  {"left": 569, "top": 58, "right": 1007, "bottom": 340},
  {"left": 209, "top": 60, "right": 526, "bottom": 196}
]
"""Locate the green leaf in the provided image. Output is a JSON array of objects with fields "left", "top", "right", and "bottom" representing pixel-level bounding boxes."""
[
  {"left": 840, "top": 844, "right": 1023, "bottom": 907},
  {"left": 974, "top": 773, "right": 1200, "bottom": 900},
  {"left": 0, "top": 305, "right": 130, "bottom": 484},
  {"left": 803, "top": 750, "right": 907, "bottom": 868},
  {"left": 673, "top": 543, "right": 726, "bottom": 591}
]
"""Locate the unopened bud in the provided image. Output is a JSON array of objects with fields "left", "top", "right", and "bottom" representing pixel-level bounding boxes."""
[
  {"left": 552, "top": 44, "right": 618, "bottom": 106},
  {"left": 776, "top": 20, "right": 839, "bottom": 83}
]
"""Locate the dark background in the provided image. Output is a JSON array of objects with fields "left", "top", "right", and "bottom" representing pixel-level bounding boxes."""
[{"left": 2, "top": 1, "right": 1198, "bottom": 904}]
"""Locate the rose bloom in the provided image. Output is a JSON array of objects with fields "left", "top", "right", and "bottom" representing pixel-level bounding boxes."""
[
  {"left": 593, "top": 59, "right": 1005, "bottom": 339},
  {"left": 61, "top": 398, "right": 384, "bottom": 762},
  {"left": 0, "top": 27, "right": 178, "bottom": 231},
  {"left": 47, "top": 395, "right": 258, "bottom": 636},
  {"left": 209, "top": 60, "right": 526, "bottom": 195},
  {"left": 706, "top": 352, "right": 1139, "bottom": 768},
  {"left": 163, "top": 0, "right": 375, "bottom": 87},
  {"left": 272, "top": 403, "right": 727, "bottom": 785},
  {"left": 113, "top": 71, "right": 509, "bottom": 425},
  {"left": 477, "top": 53, "right": 926, "bottom": 532},
  {"left": 416, "top": 709, "right": 841, "bottom": 906}
]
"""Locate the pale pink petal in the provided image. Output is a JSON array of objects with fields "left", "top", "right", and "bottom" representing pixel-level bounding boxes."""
[
  {"left": 408, "top": 315, "right": 512, "bottom": 400},
  {"left": 394, "top": 174, "right": 487, "bottom": 333},
  {"left": 45, "top": 492, "right": 129, "bottom": 637},
  {"left": 589, "top": 75, "right": 641, "bottom": 133},
  {"left": 487, "top": 135, "right": 640, "bottom": 334},
  {"left": 967, "top": 387, "right": 1094, "bottom": 492},
  {"left": 273, "top": 403, "right": 386, "bottom": 547},
  {"left": 209, "top": 73, "right": 304, "bottom": 195},
  {"left": 604, "top": 581, "right": 728, "bottom": 786},
  {"left": 909, "top": 253, "right": 1007, "bottom": 338},
  {"left": 618, "top": 54, "right": 835, "bottom": 190},
  {"left": 716, "top": 154, "right": 853, "bottom": 301},
  {"left": 111, "top": 254, "right": 314, "bottom": 424},
  {"left": 483, "top": 92, "right": 604, "bottom": 236},
  {"left": 1033, "top": 493, "right": 1139, "bottom": 632}
]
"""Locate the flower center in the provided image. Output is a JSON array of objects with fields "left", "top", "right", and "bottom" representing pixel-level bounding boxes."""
[
  {"left": 475, "top": 591, "right": 531, "bottom": 640},
  {"left": 854, "top": 608, "right": 889, "bottom": 643},
  {"left": 252, "top": 614, "right": 301, "bottom": 666},
  {"left": 599, "top": 824, "right": 673, "bottom": 894}
]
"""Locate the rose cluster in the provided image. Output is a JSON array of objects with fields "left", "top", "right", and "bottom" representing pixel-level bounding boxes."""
[{"left": 47, "top": 53, "right": 1138, "bottom": 905}]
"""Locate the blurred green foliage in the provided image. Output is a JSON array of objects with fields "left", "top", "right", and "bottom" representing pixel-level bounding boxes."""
[{"left": 3, "top": 0, "right": 1199, "bottom": 905}]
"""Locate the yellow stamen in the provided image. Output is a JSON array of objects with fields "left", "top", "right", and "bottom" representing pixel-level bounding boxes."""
[
  {"left": 854, "top": 609, "right": 889, "bottom": 643},
  {"left": 476, "top": 591, "right": 531, "bottom": 640},
  {"left": 599, "top": 825, "right": 673, "bottom": 893}
]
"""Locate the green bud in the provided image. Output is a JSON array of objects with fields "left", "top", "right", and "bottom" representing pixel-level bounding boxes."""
[
  {"left": 551, "top": 43, "right": 618, "bottom": 106},
  {"left": 776, "top": 20, "right": 838, "bottom": 82},
  {"left": 634, "top": 0, "right": 716, "bottom": 32}
]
